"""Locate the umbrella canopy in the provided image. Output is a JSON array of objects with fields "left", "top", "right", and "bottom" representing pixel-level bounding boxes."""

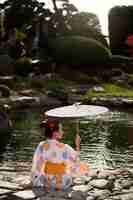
[{"left": 45, "top": 104, "right": 109, "bottom": 119}]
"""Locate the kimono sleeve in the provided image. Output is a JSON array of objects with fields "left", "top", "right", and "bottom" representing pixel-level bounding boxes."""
[
  {"left": 31, "top": 141, "right": 45, "bottom": 175},
  {"left": 65, "top": 144, "right": 79, "bottom": 162}
]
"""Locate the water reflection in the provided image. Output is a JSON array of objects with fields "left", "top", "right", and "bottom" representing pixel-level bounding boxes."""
[{"left": 0, "top": 109, "right": 133, "bottom": 170}]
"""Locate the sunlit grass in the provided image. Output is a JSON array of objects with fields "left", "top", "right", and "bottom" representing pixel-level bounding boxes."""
[{"left": 85, "top": 83, "right": 133, "bottom": 98}]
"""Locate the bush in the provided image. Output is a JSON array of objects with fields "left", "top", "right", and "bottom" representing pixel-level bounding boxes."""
[
  {"left": 16, "top": 31, "right": 26, "bottom": 42},
  {"left": 15, "top": 57, "right": 32, "bottom": 76},
  {"left": 50, "top": 36, "right": 111, "bottom": 66},
  {"left": 0, "top": 84, "right": 10, "bottom": 97},
  {"left": 0, "top": 54, "right": 14, "bottom": 75},
  {"left": 127, "top": 74, "right": 133, "bottom": 86}
]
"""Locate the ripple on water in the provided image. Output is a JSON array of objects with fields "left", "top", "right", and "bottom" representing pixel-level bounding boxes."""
[{"left": 0, "top": 109, "right": 133, "bottom": 171}]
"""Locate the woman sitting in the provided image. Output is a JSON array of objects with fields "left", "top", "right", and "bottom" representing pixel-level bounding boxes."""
[{"left": 31, "top": 119, "right": 89, "bottom": 191}]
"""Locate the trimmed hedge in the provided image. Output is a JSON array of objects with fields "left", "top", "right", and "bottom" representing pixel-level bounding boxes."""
[
  {"left": 50, "top": 36, "right": 111, "bottom": 65},
  {"left": 15, "top": 57, "right": 32, "bottom": 76},
  {"left": 0, "top": 54, "right": 14, "bottom": 75}
]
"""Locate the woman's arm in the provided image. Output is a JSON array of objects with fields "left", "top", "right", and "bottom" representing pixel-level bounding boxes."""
[{"left": 75, "top": 133, "right": 81, "bottom": 152}]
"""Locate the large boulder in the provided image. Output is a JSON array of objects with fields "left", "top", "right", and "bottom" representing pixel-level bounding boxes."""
[
  {"left": 0, "top": 55, "right": 14, "bottom": 75},
  {"left": 50, "top": 36, "right": 111, "bottom": 66}
]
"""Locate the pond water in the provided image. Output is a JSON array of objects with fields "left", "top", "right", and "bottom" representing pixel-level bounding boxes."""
[{"left": 0, "top": 108, "right": 133, "bottom": 171}]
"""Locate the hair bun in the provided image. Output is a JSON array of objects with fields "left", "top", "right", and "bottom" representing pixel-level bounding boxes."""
[{"left": 40, "top": 119, "right": 59, "bottom": 129}]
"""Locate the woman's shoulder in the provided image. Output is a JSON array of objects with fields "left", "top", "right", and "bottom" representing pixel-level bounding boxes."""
[
  {"left": 38, "top": 140, "right": 48, "bottom": 147},
  {"left": 38, "top": 141, "right": 45, "bottom": 145}
]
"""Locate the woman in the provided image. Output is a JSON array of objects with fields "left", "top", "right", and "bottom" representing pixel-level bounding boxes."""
[{"left": 31, "top": 119, "right": 88, "bottom": 191}]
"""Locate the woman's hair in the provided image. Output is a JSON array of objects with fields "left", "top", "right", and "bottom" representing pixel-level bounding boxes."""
[{"left": 40, "top": 119, "right": 59, "bottom": 138}]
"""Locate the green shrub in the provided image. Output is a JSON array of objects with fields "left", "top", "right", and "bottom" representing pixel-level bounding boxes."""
[
  {"left": 50, "top": 36, "right": 111, "bottom": 66},
  {"left": 16, "top": 31, "right": 26, "bottom": 42},
  {"left": 15, "top": 57, "right": 32, "bottom": 76},
  {"left": 127, "top": 75, "right": 133, "bottom": 86},
  {"left": 0, "top": 54, "right": 14, "bottom": 75},
  {"left": 0, "top": 84, "right": 10, "bottom": 97},
  {"left": 30, "top": 78, "right": 45, "bottom": 89}
]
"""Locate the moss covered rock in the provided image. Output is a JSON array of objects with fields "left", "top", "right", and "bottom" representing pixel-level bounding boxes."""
[{"left": 50, "top": 36, "right": 111, "bottom": 66}]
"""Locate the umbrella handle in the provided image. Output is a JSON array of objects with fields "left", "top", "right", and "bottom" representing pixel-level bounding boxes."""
[
  {"left": 75, "top": 120, "right": 80, "bottom": 151},
  {"left": 76, "top": 120, "right": 80, "bottom": 133}
]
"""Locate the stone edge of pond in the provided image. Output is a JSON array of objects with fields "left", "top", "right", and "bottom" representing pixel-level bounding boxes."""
[
  {"left": 1, "top": 168, "right": 133, "bottom": 200},
  {"left": 2, "top": 95, "right": 133, "bottom": 111}
]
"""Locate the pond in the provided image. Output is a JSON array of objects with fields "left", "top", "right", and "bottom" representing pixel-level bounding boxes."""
[{"left": 0, "top": 108, "right": 133, "bottom": 171}]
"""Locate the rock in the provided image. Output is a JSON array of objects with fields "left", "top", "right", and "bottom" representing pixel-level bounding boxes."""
[
  {"left": 90, "top": 179, "right": 109, "bottom": 189},
  {"left": 119, "top": 193, "right": 133, "bottom": 200},
  {"left": 90, "top": 189, "right": 111, "bottom": 199},
  {"left": 73, "top": 178, "right": 86, "bottom": 185},
  {"left": 0, "top": 54, "right": 14, "bottom": 75},
  {"left": 14, "top": 190, "right": 36, "bottom": 199},
  {"left": 87, "top": 169, "right": 98, "bottom": 178},
  {"left": 92, "top": 86, "right": 105, "bottom": 92},
  {"left": 10, "top": 96, "right": 40, "bottom": 108},
  {"left": 0, "top": 180, "right": 22, "bottom": 190},
  {"left": 0, "top": 188, "right": 12, "bottom": 195},
  {"left": 0, "top": 76, "right": 15, "bottom": 88},
  {"left": 86, "top": 196, "right": 95, "bottom": 200},
  {"left": 98, "top": 170, "right": 114, "bottom": 179},
  {"left": 72, "top": 185, "right": 90, "bottom": 192},
  {"left": 18, "top": 89, "right": 36, "bottom": 96},
  {"left": 73, "top": 176, "right": 91, "bottom": 185},
  {"left": 121, "top": 180, "right": 133, "bottom": 189},
  {"left": 70, "top": 191, "right": 87, "bottom": 200}
]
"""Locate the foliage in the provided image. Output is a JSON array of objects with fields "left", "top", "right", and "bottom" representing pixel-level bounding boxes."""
[
  {"left": 16, "top": 31, "right": 26, "bottom": 41},
  {"left": 3, "top": 0, "right": 46, "bottom": 30},
  {"left": 44, "top": 79, "right": 68, "bottom": 90},
  {"left": 66, "top": 12, "right": 108, "bottom": 46},
  {"left": 0, "top": 54, "right": 13, "bottom": 65},
  {"left": 50, "top": 36, "right": 111, "bottom": 65},
  {"left": 30, "top": 77, "right": 45, "bottom": 89},
  {"left": 85, "top": 83, "right": 133, "bottom": 98},
  {"left": 68, "top": 12, "right": 101, "bottom": 33},
  {"left": 0, "top": 84, "right": 10, "bottom": 97},
  {"left": 15, "top": 57, "right": 32, "bottom": 76},
  {"left": 127, "top": 74, "right": 133, "bottom": 86}
]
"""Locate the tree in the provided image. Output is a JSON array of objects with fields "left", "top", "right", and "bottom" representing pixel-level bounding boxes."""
[
  {"left": 66, "top": 12, "right": 108, "bottom": 47},
  {"left": 3, "top": 0, "right": 46, "bottom": 30},
  {"left": 68, "top": 12, "right": 101, "bottom": 33},
  {"left": 108, "top": 5, "right": 133, "bottom": 56}
]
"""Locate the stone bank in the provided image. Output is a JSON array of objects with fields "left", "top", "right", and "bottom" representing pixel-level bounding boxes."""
[{"left": 1, "top": 168, "right": 133, "bottom": 200}]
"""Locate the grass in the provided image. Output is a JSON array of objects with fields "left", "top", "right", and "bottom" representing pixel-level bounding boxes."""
[{"left": 84, "top": 83, "right": 133, "bottom": 98}]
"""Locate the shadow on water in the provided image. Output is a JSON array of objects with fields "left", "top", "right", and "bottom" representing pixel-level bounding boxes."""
[
  {"left": 0, "top": 111, "right": 12, "bottom": 158},
  {"left": 107, "top": 122, "right": 128, "bottom": 150}
]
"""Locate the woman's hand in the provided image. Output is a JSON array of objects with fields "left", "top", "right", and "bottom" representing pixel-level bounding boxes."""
[{"left": 75, "top": 133, "right": 81, "bottom": 151}]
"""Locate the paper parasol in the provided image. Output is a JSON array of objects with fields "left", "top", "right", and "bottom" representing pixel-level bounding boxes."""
[
  {"left": 45, "top": 104, "right": 109, "bottom": 136},
  {"left": 45, "top": 104, "right": 109, "bottom": 119}
]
